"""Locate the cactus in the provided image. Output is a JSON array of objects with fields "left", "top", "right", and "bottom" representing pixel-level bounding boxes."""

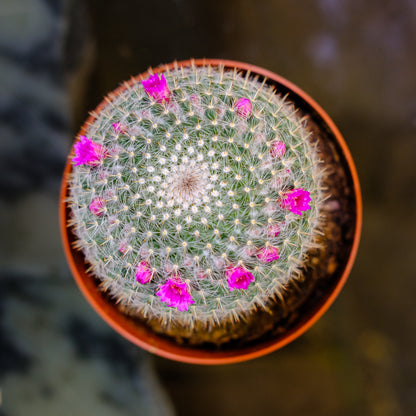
[{"left": 68, "top": 63, "right": 326, "bottom": 332}]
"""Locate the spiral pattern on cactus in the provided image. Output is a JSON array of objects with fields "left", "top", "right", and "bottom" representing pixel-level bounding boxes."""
[{"left": 68, "top": 63, "right": 324, "bottom": 326}]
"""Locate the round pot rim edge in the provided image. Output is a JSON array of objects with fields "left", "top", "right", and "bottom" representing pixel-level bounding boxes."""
[{"left": 60, "top": 58, "right": 362, "bottom": 365}]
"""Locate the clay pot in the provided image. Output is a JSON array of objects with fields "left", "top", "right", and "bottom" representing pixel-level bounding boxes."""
[{"left": 60, "top": 59, "right": 362, "bottom": 364}]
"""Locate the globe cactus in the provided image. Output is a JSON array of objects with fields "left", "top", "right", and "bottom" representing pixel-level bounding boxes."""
[{"left": 67, "top": 62, "right": 327, "bottom": 337}]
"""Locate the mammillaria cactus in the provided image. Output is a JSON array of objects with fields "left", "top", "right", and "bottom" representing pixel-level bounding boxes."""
[{"left": 68, "top": 63, "right": 328, "bottom": 341}]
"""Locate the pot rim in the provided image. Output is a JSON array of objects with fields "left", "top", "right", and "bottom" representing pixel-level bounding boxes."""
[{"left": 60, "top": 58, "right": 362, "bottom": 365}]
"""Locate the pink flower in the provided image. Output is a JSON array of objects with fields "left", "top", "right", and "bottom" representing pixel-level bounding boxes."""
[
  {"left": 241, "top": 245, "right": 257, "bottom": 257},
  {"left": 270, "top": 141, "right": 286, "bottom": 158},
  {"left": 119, "top": 240, "right": 129, "bottom": 254},
  {"left": 281, "top": 188, "right": 311, "bottom": 215},
  {"left": 197, "top": 270, "right": 207, "bottom": 279},
  {"left": 183, "top": 256, "right": 193, "bottom": 267},
  {"left": 142, "top": 74, "right": 171, "bottom": 103},
  {"left": 226, "top": 266, "right": 255, "bottom": 291},
  {"left": 256, "top": 246, "right": 280, "bottom": 263},
  {"left": 112, "top": 122, "right": 127, "bottom": 134},
  {"left": 89, "top": 197, "right": 105, "bottom": 216},
  {"left": 135, "top": 261, "right": 153, "bottom": 284},
  {"left": 156, "top": 275, "right": 195, "bottom": 311},
  {"left": 234, "top": 97, "right": 252, "bottom": 118},
  {"left": 267, "top": 223, "right": 281, "bottom": 237},
  {"left": 190, "top": 94, "right": 199, "bottom": 104},
  {"left": 73, "top": 136, "right": 107, "bottom": 167}
]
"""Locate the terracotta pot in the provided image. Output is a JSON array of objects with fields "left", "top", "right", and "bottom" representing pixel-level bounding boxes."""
[{"left": 60, "top": 59, "right": 362, "bottom": 364}]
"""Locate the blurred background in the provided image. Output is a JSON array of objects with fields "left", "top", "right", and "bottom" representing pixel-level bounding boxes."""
[{"left": 1, "top": 0, "right": 415, "bottom": 415}]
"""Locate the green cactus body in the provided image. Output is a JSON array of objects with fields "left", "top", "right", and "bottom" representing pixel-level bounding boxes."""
[{"left": 68, "top": 63, "right": 325, "bottom": 329}]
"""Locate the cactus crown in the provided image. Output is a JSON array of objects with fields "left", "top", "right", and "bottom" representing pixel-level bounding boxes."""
[{"left": 68, "top": 63, "right": 324, "bottom": 327}]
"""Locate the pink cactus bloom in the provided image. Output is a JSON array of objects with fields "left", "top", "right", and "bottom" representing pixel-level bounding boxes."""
[
  {"left": 270, "top": 141, "right": 286, "bottom": 158},
  {"left": 256, "top": 246, "right": 280, "bottom": 263},
  {"left": 197, "top": 270, "right": 207, "bottom": 279},
  {"left": 234, "top": 97, "right": 252, "bottom": 118},
  {"left": 142, "top": 73, "right": 171, "bottom": 103},
  {"left": 119, "top": 240, "right": 129, "bottom": 254},
  {"left": 267, "top": 223, "right": 281, "bottom": 238},
  {"left": 190, "top": 94, "right": 199, "bottom": 104},
  {"left": 73, "top": 136, "right": 107, "bottom": 167},
  {"left": 242, "top": 245, "right": 257, "bottom": 257},
  {"left": 281, "top": 188, "right": 311, "bottom": 215},
  {"left": 112, "top": 122, "right": 127, "bottom": 134},
  {"left": 135, "top": 261, "right": 153, "bottom": 284},
  {"left": 89, "top": 197, "right": 105, "bottom": 216},
  {"left": 226, "top": 266, "right": 255, "bottom": 291},
  {"left": 157, "top": 276, "right": 195, "bottom": 311}
]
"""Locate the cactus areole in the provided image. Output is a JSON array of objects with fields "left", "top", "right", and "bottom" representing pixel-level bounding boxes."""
[{"left": 60, "top": 59, "right": 361, "bottom": 364}]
